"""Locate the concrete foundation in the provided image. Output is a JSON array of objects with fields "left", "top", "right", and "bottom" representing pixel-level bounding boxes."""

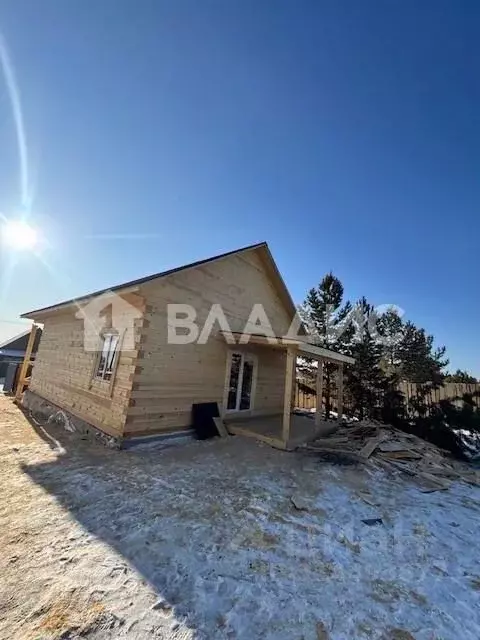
[{"left": 22, "top": 389, "right": 123, "bottom": 449}]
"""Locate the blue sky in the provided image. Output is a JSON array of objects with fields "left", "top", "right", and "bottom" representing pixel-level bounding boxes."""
[{"left": 0, "top": 0, "right": 478, "bottom": 373}]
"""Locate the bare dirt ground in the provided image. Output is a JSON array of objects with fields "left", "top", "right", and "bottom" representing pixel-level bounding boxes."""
[{"left": 1, "top": 395, "right": 480, "bottom": 640}]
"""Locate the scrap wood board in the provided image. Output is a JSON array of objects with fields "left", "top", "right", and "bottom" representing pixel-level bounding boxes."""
[
  {"left": 304, "top": 418, "right": 480, "bottom": 493},
  {"left": 359, "top": 435, "right": 385, "bottom": 459},
  {"left": 213, "top": 417, "right": 229, "bottom": 438}
]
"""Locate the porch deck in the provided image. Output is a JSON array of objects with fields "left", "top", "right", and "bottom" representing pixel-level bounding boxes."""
[{"left": 226, "top": 413, "right": 336, "bottom": 450}]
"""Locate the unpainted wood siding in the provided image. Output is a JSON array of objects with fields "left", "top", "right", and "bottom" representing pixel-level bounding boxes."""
[
  {"left": 29, "top": 304, "right": 143, "bottom": 436},
  {"left": 126, "top": 248, "right": 293, "bottom": 436}
]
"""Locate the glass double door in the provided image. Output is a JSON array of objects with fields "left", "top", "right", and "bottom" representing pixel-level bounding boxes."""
[{"left": 226, "top": 352, "right": 256, "bottom": 412}]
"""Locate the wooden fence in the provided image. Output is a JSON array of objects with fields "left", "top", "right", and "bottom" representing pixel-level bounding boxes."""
[
  {"left": 399, "top": 382, "right": 480, "bottom": 409},
  {"left": 295, "top": 382, "right": 316, "bottom": 410},
  {"left": 295, "top": 380, "right": 480, "bottom": 411}
]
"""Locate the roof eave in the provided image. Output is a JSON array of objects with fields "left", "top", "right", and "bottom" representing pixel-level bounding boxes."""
[{"left": 21, "top": 284, "right": 141, "bottom": 320}]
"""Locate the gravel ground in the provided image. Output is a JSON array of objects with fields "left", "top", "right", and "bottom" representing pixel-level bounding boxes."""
[{"left": 0, "top": 395, "right": 480, "bottom": 640}]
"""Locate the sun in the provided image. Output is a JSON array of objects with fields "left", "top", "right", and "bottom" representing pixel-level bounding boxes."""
[{"left": 1, "top": 219, "right": 38, "bottom": 250}]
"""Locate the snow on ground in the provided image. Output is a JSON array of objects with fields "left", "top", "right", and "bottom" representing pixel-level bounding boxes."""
[{"left": 1, "top": 396, "right": 480, "bottom": 640}]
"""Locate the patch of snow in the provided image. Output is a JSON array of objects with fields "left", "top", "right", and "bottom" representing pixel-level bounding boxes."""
[
  {"left": 1, "top": 415, "right": 480, "bottom": 639},
  {"left": 454, "top": 428, "right": 480, "bottom": 460}
]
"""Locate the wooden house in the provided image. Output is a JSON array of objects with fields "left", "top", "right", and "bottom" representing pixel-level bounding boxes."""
[{"left": 21, "top": 242, "right": 353, "bottom": 449}]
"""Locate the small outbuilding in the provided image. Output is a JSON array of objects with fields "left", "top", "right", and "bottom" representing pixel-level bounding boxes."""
[{"left": 0, "top": 329, "right": 42, "bottom": 379}]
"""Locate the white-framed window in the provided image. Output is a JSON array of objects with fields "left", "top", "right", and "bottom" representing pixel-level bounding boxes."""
[
  {"left": 95, "top": 332, "right": 120, "bottom": 381},
  {"left": 224, "top": 351, "right": 257, "bottom": 412}
]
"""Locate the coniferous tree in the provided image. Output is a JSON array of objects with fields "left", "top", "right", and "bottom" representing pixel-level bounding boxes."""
[
  {"left": 377, "top": 315, "right": 448, "bottom": 417},
  {"left": 376, "top": 307, "right": 404, "bottom": 374},
  {"left": 298, "top": 273, "right": 352, "bottom": 417},
  {"left": 344, "top": 298, "right": 385, "bottom": 419},
  {"left": 299, "top": 274, "right": 450, "bottom": 425},
  {"left": 444, "top": 369, "right": 478, "bottom": 383},
  {"left": 398, "top": 322, "right": 445, "bottom": 383}
]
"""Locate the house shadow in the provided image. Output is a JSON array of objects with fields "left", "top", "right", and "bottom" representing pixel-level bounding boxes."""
[
  {"left": 18, "top": 410, "right": 311, "bottom": 638},
  {"left": 18, "top": 416, "right": 205, "bottom": 632}
]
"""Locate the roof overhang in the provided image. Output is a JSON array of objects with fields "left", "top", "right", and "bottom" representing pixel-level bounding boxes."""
[
  {"left": 21, "top": 285, "right": 141, "bottom": 320},
  {"left": 221, "top": 331, "right": 355, "bottom": 365}
]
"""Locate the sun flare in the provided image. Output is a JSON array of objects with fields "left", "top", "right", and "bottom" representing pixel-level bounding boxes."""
[{"left": 1, "top": 219, "right": 38, "bottom": 250}]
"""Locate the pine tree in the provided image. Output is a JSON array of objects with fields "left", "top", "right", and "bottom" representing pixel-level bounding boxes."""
[
  {"left": 375, "top": 309, "right": 448, "bottom": 386},
  {"left": 376, "top": 316, "right": 448, "bottom": 418},
  {"left": 376, "top": 307, "right": 404, "bottom": 374},
  {"left": 397, "top": 321, "right": 448, "bottom": 385},
  {"left": 298, "top": 277, "right": 450, "bottom": 425},
  {"left": 444, "top": 369, "right": 478, "bottom": 383},
  {"left": 298, "top": 273, "right": 352, "bottom": 417},
  {"left": 344, "top": 298, "right": 385, "bottom": 419}
]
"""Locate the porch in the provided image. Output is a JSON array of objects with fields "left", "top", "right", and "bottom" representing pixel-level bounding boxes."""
[
  {"left": 221, "top": 332, "right": 355, "bottom": 450},
  {"left": 225, "top": 412, "right": 328, "bottom": 450}
]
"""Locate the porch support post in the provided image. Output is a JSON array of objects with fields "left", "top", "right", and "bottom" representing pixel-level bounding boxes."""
[
  {"left": 315, "top": 357, "right": 324, "bottom": 426},
  {"left": 15, "top": 323, "right": 38, "bottom": 402},
  {"left": 337, "top": 362, "right": 344, "bottom": 421},
  {"left": 282, "top": 347, "right": 296, "bottom": 446}
]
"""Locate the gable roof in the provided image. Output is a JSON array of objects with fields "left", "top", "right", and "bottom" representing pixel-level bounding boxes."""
[
  {"left": 21, "top": 242, "right": 301, "bottom": 326},
  {"left": 0, "top": 328, "right": 42, "bottom": 352}
]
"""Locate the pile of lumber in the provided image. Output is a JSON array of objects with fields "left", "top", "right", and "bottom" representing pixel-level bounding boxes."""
[{"left": 305, "top": 420, "right": 480, "bottom": 492}]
